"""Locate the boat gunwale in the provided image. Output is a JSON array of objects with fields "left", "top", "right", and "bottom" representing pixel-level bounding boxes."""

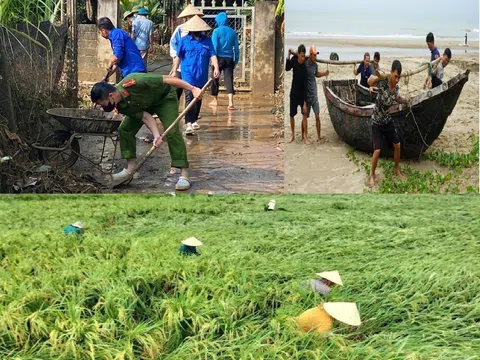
[{"left": 322, "top": 70, "right": 470, "bottom": 118}]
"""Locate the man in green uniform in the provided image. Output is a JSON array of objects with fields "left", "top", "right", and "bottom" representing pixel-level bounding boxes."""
[{"left": 90, "top": 72, "right": 202, "bottom": 190}]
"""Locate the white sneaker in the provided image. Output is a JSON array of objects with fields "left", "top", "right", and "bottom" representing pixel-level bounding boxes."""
[
  {"left": 111, "top": 168, "right": 132, "bottom": 183},
  {"left": 192, "top": 122, "right": 200, "bottom": 130},
  {"left": 175, "top": 176, "right": 191, "bottom": 191},
  {"left": 185, "top": 124, "right": 194, "bottom": 135}
]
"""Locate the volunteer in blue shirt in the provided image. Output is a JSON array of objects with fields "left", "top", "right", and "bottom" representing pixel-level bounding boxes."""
[
  {"left": 97, "top": 17, "right": 146, "bottom": 80},
  {"left": 354, "top": 52, "right": 373, "bottom": 88},
  {"left": 426, "top": 32, "right": 440, "bottom": 61},
  {"left": 169, "top": 4, "right": 205, "bottom": 100},
  {"left": 210, "top": 12, "right": 239, "bottom": 110},
  {"left": 172, "top": 15, "right": 220, "bottom": 135}
]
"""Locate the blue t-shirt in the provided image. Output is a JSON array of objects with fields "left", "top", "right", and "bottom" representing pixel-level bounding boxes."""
[
  {"left": 108, "top": 28, "right": 146, "bottom": 77},
  {"left": 357, "top": 62, "right": 372, "bottom": 87},
  {"left": 177, "top": 34, "right": 216, "bottom": 88},
  {"left": 430, "top": 47, "right": 440, "bottom": 62}
]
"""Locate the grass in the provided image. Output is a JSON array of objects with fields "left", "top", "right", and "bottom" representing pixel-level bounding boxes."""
[
  {"left": 346, "top": 137, "right": 479, "bottom": 194},
  {"left": 0, "top": 194, "right": 479, "bottom": 359},
  {"left": 426, "top": 135, "right": 479, "bottom": 169}
]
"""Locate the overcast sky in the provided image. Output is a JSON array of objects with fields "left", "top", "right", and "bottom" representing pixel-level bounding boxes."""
[{"left": 286, "top": 0, "right": 479, "bottom": 37}]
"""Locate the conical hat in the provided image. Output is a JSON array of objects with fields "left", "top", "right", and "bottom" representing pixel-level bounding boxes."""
[
  {"left": 182, "top": 237, "right": 203, "bottom": 247},
  {"left": 297, "top": 305, "right": 334, "bottom": 334},
  {"left": 182, "top": 15, "right": 211, "bottom": 32},
  {"left": 323, "top": 302, "right": 361, "bottom": 326},
  {"left": 72, "top": 222, "right": 83, "bottom": 229},
  {"left": 123, "top": 10, "right": 133, "bottom": 20},
  {"left": 178, "top": 4, "right": 204, "bottom": 19},
  {"left": 316, "top": 271, "right": 343, "bottom": 286}
]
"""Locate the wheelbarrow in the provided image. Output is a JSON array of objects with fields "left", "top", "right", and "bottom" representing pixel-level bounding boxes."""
[{"left": 32, "top": 108, "right": 123, "bottom": 174}]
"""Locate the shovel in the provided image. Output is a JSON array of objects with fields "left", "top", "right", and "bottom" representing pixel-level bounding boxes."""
[
  {"left": 109, "top": 79, "right": 213, "bottom": 188},
  {"left": 102, "top": 66, "right": 116, "bottom": 82}
]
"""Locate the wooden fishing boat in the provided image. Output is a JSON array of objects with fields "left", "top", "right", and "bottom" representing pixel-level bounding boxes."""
[{"left": 321, "top": 70, "right": 470, "bottom": 158}]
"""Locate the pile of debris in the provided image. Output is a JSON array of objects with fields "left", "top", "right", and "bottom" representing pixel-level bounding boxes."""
[
  {"left": 0, "top": 123, "right": 100, "bottom": 194},
  {"left": 149, "top": 44, "right": 171, "bottom": 63}
]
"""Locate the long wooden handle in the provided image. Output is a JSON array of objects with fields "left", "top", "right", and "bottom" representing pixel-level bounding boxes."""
[
  {"left": 130, "top": 79, "right": 213, "bottom": 175},
  {"left": 316, "top": 57, "right": 442, "bottom": 78},
  {"left": 399, "top": 57, "right": 442, "bottom": 78},
  {"left": 316, "top": 59, "right": 364, "bottom": 65}
]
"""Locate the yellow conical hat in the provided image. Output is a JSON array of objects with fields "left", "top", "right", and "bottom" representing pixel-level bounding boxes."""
[
  {"left": 323, "top": 302, "right": 361, "bottom": 326},
  {"left": 182, "top": 15, "right": 211, "bottom": 32},
  {"left": 316, "top": 271, "right": 343, "bottom": 286},
  {"left": 297, "top": 305, "right": 334, "bottom": 334},
  {"left": 178, "top": 4, "right": 204, "bottom": 19}
]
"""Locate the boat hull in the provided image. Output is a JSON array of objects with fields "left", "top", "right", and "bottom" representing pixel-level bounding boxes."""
[{"left": 322, "top": 71, "right": 469, "bottom": 158}]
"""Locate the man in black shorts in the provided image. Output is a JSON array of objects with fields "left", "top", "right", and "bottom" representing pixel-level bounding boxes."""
[
  {"left": 286, "top": 45, "right": 308, "bottom": 144},
  {"left": 367, "top": 60, "right": 410, "bottom": 186}
]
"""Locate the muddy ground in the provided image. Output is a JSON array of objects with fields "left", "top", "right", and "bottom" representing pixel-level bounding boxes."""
[{"left": 72, "top": 61, "right": 284, "bottom": 194}]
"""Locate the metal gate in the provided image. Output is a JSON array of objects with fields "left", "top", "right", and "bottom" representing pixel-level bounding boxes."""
[{"left": 192, "top": 0, "right": 255, "bottom": 91}]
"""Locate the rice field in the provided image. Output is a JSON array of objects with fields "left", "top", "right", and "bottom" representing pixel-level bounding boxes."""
[{"left": 0, "top": 194, "right": 479, "bottom": 359}]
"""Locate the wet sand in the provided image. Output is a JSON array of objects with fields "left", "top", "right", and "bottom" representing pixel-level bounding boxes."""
[{"left": 285, "top": 53, "right": 479, "bottom": 193}]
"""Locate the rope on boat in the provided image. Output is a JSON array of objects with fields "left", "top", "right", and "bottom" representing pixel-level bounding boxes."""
[
  {"left": 404, "top": 67, "right": 428, "bottom": 148},
  {"left": 407, "top": 103, "right": 429, "bottom": 147}
]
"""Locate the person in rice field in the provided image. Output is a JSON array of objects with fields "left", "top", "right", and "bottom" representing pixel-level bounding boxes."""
[{"left": 305, "top": 271, "right": 343, "bottom": 296}]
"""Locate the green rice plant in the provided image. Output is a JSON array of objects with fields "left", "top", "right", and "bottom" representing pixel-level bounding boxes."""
[{"left": 0, "top": 195, "right": 479, "bottom": 359}]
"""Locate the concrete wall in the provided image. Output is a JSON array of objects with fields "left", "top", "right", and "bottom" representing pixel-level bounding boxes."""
[
  {"left": 274, "top": 18, "right": 284, "bottom": 91},
  {"left": 252, "top": 1, "right": 277, "bottom": 96},
  {"left": 78, "top": 25, "right": 102, "bottom": 82},
  {"left": 78, "top": 0, "right": 120, "bottom": 83},
  {"left": 97, "top": 0, "right": 120, "bottom": 71}
]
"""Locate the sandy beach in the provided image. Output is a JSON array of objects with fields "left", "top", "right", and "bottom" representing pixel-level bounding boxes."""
[
  {"left": 284, "top": 52, "right": 479, "bottom": 193},
  {"left": 285, "top": 37, "right": 479, "bottom": 61}
]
